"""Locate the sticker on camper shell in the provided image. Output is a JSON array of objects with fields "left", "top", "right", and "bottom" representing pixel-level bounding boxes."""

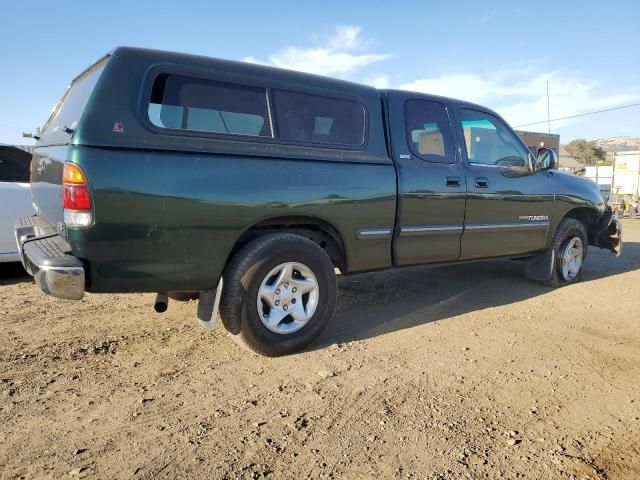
[{"left": 112, "top": 121, "right": 125, "bottom": 133}]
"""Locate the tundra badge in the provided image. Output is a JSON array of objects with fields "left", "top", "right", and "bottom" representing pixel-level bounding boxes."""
[{"left": 519, "top": 215, "right": 549, "bottom": 221}]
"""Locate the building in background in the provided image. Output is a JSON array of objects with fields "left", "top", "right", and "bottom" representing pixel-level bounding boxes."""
[
  {"left": 516, "top": 130, "right": 560, "bottom": 155},
  {"left": 583, "top": 151, "right": 640, "bottom": 201},
  {"left": 558, "top": 145, "right": 585, "bottom": 172},
  {"left": 584, "top": 165, "right": 613, "bottom": 199},
  {"left": 612, "top": 151, "right": 640, "bottom": 196}
]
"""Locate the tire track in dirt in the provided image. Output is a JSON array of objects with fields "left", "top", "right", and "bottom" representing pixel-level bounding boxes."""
[{"left": 2, "top": 220, "right": 639, "bottom": 479}]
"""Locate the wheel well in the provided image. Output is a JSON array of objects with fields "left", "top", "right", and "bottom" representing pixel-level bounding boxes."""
[
  {"left": 229, "top": 216, "right": 347, "bottom": 271},
  {"left": 563, "top": 207, "right": 600, "bottom": 241}
]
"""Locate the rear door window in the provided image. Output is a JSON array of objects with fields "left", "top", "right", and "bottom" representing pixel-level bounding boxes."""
[
  {"left": 405, "top": 99, "right": 455, "bottom": 163},
  {"left": 271, "top": 90, "right": 365, "bottom": 146},
  {"left": 148, "top": 74, "right": 271, "bottom": 137}
]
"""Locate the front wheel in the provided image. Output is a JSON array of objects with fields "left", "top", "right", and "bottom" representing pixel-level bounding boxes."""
[
  {"left": 219, "top": 233, "right": 337, "bottom": 356},
  {"left": 547, "top": 218, "right": 588, "bottom": 287}
]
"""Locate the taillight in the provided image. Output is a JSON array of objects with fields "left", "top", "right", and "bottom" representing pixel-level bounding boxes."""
[
  {"left": 62, "top": 163, "right": 93, "bottom": 228},
  {"left": 63, "top": 184, "right": 92, "bottom": 210}
]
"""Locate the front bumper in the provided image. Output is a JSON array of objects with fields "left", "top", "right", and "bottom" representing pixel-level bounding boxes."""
[
  {"left": 15, "top": 215, "right": 85, "bottom": 300},
  {"left": 594, "top": 212, "right": 623, "bottom": 256}
]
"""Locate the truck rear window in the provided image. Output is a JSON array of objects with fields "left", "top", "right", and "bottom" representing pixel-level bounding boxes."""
[{"left": 40, "top": 58, "right": 108, "bottom": 143}]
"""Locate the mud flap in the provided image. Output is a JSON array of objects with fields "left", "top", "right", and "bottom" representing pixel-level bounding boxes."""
[
  {"left": 524, "top": 248, "right": 555, "bottom": 282},
  {"left": 197, "top": 278, "right": 223, "bottom": 332}
]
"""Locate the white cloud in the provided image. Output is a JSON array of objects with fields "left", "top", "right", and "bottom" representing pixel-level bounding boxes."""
[
  {"left": 399, "top": 71, "right": 639, "bottom": 130},
  {"left": 328, "top": 25, "right": 363, "bottom": 50},
  {"left": 244, "top": 25, "right": 391, "bottom": 77},
  {"left": 466, "top": 11, "right": 501, "bottom": 26},
  {"left": 401, "top": 74, "right": 499, "bottom": 104},
  {"left": 366, "top": 74, "right": 391, "bottom": 89},
  {"left": 242, "top": 27, "right": 637, "bottom": 136},
  {"left": 466, "top": 7, "right": 528, "bottom": 25}
]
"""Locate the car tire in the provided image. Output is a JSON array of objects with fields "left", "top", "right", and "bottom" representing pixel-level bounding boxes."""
[
  {"left": 219, "top": 233, "right": 337, "bottom": 356},
  {"left": 546, "top": 218, "right": 588, "bottom": 287}
]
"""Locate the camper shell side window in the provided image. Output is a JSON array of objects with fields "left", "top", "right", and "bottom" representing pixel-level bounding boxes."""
[{"left": 145, "top": 69, "right": 367, "bottom": 150}]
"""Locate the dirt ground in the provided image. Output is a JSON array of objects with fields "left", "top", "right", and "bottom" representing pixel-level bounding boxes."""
[{"left": 1, "top": 220, "right": 638, "bottom": 479}]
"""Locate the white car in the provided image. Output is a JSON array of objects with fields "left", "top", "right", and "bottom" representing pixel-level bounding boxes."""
[{"left": 1, "top": 145, "right": 34, "bottom": 263}]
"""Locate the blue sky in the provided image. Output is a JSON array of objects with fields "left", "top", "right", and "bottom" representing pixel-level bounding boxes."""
[{"left": 1, "top": 0, "right": 638, "bottom": 145}]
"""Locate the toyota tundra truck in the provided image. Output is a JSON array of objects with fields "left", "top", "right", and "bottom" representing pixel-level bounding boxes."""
[{"left": 15, "top": 47, "right": 622, "bottom": 356}]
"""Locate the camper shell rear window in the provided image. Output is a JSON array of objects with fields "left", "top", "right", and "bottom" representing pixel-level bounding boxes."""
[{"left": 40, "top": 58, "right": 109, "bottom": 143}]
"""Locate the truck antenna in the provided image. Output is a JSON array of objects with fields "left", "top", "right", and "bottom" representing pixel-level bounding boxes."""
[{"left": 546, "top": 79, "right": 551, "bottom": 134}]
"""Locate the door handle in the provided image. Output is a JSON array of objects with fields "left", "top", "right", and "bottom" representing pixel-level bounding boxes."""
[
  {"left": 475, "top": 177, "right": 489, "bottom": 188},
  {"left": 446, "top": 176, "right": 461, "bottom": 187}
]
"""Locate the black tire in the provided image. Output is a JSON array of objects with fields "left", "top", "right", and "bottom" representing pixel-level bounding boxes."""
[
  {"left": 546, "top": 218, "right": 588, "bottom": 287},
  {"left": 219, "top": 233, "right": 337, "bottom": 356}
]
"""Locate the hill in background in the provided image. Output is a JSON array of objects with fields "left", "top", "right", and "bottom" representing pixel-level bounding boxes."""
[
  {"left": 593, "top": 136, "right": 640, "bottom": 152},
  {"left": 558, "top": 136, "right": 639, "bottom": 168}
]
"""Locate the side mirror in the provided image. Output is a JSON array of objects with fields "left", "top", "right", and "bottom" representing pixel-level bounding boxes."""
[{"left": 536, "top": 147, "right": 558, "bottom": 171}]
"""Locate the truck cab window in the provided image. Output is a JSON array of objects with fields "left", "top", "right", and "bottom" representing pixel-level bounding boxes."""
[
  {"left": 404, "top": 99, "right": 455, "bottom": 163},
  {"left": 460, "top": 109, "right": 529, "bottom": 167},
  {"left": 148, "top": 74, "right": 271, "bottom": 137}
]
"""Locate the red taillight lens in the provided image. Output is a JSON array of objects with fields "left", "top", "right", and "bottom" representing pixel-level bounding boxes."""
[
  {"left": 62, "top": 163, "right": 93, "bottom": 228},
  {"left": 63, "top": 184, "right": 92, "bottom": 210},
  {"left": 62, "top": 163, "right": 92, "bottom": 211}
]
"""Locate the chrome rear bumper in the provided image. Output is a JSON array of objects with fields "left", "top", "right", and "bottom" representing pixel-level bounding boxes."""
[{"left": 15, "top": 215, "right": 85, "bottom": 300}]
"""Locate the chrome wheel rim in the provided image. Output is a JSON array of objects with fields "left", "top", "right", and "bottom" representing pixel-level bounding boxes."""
[
  {"left": 257, "top": 262, "right": 319, "bottom": 335},
  {"left": 561, "top": 236, "right": 584, "bottom": 281}
]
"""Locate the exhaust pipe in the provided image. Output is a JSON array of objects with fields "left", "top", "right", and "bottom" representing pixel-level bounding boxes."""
[{"left": 154, "top": 293, "right": 168, "bottom": 313}]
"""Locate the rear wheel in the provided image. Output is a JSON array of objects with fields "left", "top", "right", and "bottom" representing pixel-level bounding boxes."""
[
  {"left": 220, "top": 233, "right": 337, "bottom": 356},
  {"left": 547, "top": 218, "right": 588, "bottom": 287}
]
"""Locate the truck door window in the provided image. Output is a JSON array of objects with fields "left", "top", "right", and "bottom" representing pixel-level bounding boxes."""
[
  {"left": 148, "top": 74, "right": 271, "bottom": 137},
  {"left": 404, "top": 100, "right": 455, "bottom": 163},
  {"left": 0, "top": 146, "right": 31, "bottom": 183},
  {"left": 271, "top": 90, "right": 365, "bottom": 147},
  {"left": 460, "top": 109, "right": 529, "bottom": 167}
]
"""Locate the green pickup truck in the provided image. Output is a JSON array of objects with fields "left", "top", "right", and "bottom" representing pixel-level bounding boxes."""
[{"left": 16, "top": 47, "right": 621, "bottom": 356}]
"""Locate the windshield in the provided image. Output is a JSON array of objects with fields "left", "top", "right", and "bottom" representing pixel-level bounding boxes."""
[{"left": 40, "top": 57, "right": 109, "bottom": 144}]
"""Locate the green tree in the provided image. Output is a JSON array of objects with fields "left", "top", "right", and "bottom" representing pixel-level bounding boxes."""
[{"left": 564, "top": 139, "right": 606, "bottom": 166}]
